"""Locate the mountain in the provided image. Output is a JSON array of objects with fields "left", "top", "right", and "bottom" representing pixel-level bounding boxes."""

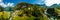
[{"left": 4, "top": 6, "right": 13, "bottom": 11}]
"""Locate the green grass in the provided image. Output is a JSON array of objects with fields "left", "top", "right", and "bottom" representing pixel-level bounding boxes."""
[{"left": 0, "top": 11, "right": 49, "bottom": 20}]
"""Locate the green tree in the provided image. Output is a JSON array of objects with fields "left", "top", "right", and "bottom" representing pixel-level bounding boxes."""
[
  {"left": 0, "top": 6, "right": 4, "bottom": 20},
  {"left": 12, "top": 2, "right": 48, "bottom": 20},
  {"left": 0, "top": 6, "right": 4, "bottom": 12}
]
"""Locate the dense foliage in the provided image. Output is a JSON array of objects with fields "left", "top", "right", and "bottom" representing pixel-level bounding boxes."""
[{"left": 0, "top": 2, "right": 60, "bottom": 20}]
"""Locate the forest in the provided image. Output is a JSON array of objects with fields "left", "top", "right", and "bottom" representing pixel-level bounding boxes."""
[{"left": 0, "top": 2, "right": 60, "bottom": 20}]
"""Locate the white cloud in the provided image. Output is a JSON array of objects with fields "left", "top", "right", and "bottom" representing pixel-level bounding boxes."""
[
  {"left": 0, "top": 0, "right": 14, "bottom": 8},
  {"left": 7, "top": 2, "right": 14, "bottom": 7},
  {"left": 45, "top": 0, "right": 60, "bottom": 6},
  {"left": 0, "top": 0, "right": 7, "bottom": 7},
  {"left": 0, "top": 0, "right": 2, "bottom": 2},
  {"left": 34, "top": 0, "right": 45, "bottom": 5}
]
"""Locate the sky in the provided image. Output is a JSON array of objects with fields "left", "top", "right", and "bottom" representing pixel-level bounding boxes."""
[
  {"left": 45, "top": 0, "right": 60, "bottom": 6},
  {"left": 0, "top": 0, "right": 45, "bottom": 7},
  {"left": 0, "top": 0, "right": 60, "bottom": 7},
  {"left": 3, "top": 0, "right": 45, "bottom": 4}
]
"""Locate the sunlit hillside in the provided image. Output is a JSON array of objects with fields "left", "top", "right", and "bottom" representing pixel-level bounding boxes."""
[{"left": 0, "top": 2, "right": 60, "bottom": 20}]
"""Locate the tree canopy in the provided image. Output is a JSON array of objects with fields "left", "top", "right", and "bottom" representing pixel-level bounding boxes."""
[
  {"left": 0, "top": 6, "right": 4, "bottom": 12},
  {"left": 12, "top": 2, "right": 48, "bottom": 20}
]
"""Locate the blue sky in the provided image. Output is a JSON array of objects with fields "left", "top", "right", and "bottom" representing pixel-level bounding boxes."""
[
  {"left": 0, "top": 0, "right": 60, "bottom": 7},
  {"left": 3, "top": 0, "right": 45, "bottom": 5},
  {"left": 0, "top": 0, "right": 45, "bottom": 7}
]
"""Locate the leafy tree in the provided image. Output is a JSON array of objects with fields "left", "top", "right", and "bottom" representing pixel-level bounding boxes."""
[
  {"left": 21, "top": 4, "right": 48, "bottom": 20},
  {"left": 47, "top": 8, "right": 58, "bottom": 20},
  {"left": 0, "top": 6, "right": 4, "bottom": 12},
  {"left": 12, "top": 2, "right": 48, "bottom": 20},
  {"left": 47, "top": 8, "right": 58, "bottom": 16},
  {"left": 0, "top": 6, "right": 4, "bottom": 20},
  {"left": 13, "top": 2, "right": 31, "bottom": 10}
]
